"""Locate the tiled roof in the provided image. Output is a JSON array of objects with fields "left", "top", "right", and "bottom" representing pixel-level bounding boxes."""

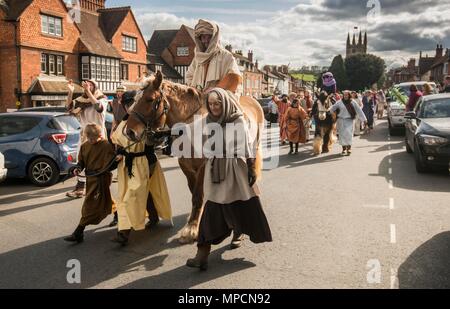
[
  {"left": 98, "top": 6, "right": 130, "bottom": 42},
  {"left": 3, "top": 0, "right": 33, "bottom": 21},
  {"left": 148, "top": 29, "right": 178, "bottom": 57},
  {"left": 76, "top": 10, "right": 122, "bottom": 59}
]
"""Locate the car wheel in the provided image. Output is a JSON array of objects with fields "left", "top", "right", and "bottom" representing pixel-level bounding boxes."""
[
  {"left": 405, "top": 136, "right": 413, "bottom": 153},
  {"left": 28, "top": 158, "right": 59, "bottom": 187},
  {"left": 414, "top": 141, "right": 430, "bottom": 173}
]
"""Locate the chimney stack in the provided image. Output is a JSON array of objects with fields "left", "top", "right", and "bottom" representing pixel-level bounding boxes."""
[
  {"left": 79, "top": 0, "right": 106, "bottom": 12},
  {"left": 248, "top": 50, "right": 253, "bottom": 63},
  {"left": 436, "top": 44, "right": 444, "bottom": 58}
]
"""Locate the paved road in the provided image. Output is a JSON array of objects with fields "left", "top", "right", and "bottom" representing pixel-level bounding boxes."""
[{"left": 0, "top": 119, "right": 449, "bottom": 289}]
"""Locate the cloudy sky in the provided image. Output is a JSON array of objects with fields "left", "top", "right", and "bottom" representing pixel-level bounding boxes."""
[{"left": 106, "top": 0, "right": 450, "bottom": 69}]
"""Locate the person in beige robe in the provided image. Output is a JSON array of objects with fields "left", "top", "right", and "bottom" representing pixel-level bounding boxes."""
[
  {"left": 186, "top": 19, "right": 242, "bottom": 93},
  {"left": 186, "top": 88, "right": 272, "bottom": 271},
  {"left": 111, "top": 119, "right": 172, "bottom": 246}
]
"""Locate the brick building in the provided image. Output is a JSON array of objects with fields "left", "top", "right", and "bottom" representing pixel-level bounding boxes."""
[
  {"left": 0, "top": 0, "right": 147, "bottom": 111},
  {"left": 226, "top": 47, "right": 263, "bottom": 98},
  {"left": 147, "top": 25, "right": 196, "bottom": 84}
]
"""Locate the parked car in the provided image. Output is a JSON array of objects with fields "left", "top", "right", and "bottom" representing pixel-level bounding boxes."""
[
  {"left": 387, "top": 82, "right": 438, "bottom": 135},
  {"left": 387, "top": 100, "right": 406, "bottom": 135},
  {"left": 0, "top": 112, "right": 80, "bottom": 186},
  {"left": 18, "top": 105, "right": 113, "bottom": 139},
  {"left": 404, "top": 93, "right": 450, "bottom": 173},
  {"left": 0, "top": 151, "right": 6, "bottom": 183}
]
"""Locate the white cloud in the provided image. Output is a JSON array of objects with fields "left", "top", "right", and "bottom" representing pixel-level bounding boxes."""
[{"left": 134, "top": 0, "right": 450, "bottom": 69}]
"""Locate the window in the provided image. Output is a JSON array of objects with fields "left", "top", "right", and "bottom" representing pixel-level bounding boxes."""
[
  {"left": 81, "top": 56, "right": 89, "bottom": 80},
  {"left": 41, "top": 15, "right": 62, "bottom": 37},
  {"left": 96, "top": 57, "right": 101, "bottom": 80},
  {"left": 41, "top": 53, "right": 65, "bottom": 75},
  {"left": 177, "top": 47, "right": 189, "bottom": 57},
  {"left": 49, "top": 55, "right": 55, "bottom": 74},
  {"left": 122, "top": 35, "right": 137, "bottom": 52},
  {"left": 57, "top": 56, "right": 63, "bottom": 75},
  {"left": 0, "top": 116, "right": 42, "bottom": 137},
  {"left": 90, "top": 57, "right": 96, "bottom": 80},
  {"left": 41, "top": 54, "right": 47, "bottom": 73},
  {"left": 101, "top": 58, "right": 106, "bottom": 80},
  {"left": 121, "top": 64, "right": 129, "bottom": 80}
]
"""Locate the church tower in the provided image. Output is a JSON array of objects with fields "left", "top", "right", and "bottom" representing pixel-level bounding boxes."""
[{"left": 346, "top": 31, "right": 367, "bottom": 57}]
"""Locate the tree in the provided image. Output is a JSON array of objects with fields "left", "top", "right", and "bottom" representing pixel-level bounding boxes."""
[
  {"left": 329, "top": 55, "right": 349, "bottom": 91},
  {"left": 345, "top": 54, "right": 386, "bottom": 91}
]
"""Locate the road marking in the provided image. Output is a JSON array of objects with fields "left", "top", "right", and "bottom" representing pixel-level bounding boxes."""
[
  {"left": 388, "top": 168, "right": 393, "bottom": 175},
  {"left": 389, "top": 151, "right": 392, "bottom": 156},
  {"left": 389, "top": 179, "right": 394, "bottom": 189},
  {"left": 390, "top": 268, "right": 398, "bottom": 289},
  {"left": 389, "top": 198, "right": 395, "bottom": 210},
  {"left": 363, "top": 204, "right": 389, "bottom": 209},
  {"left": 390, "top": 224, "right": 397, "bottom": 244},
  {"left": 389, "top": 158, "right": 392, "bottom": 164}
]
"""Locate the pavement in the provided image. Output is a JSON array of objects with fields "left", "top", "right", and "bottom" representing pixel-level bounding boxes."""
[{"left": 0, "top": 119, "right": 449, "bottom": 289}]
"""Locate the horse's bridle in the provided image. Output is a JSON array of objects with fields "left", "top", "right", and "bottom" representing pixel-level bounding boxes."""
[{"left": 130, "top": 87, "right": 169, "bottom": 131}]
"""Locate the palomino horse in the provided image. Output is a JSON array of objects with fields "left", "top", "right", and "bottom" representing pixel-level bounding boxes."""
[
  {"left": 124, "top": 71, "right": 264, "bottom": 244},
  {"left": 312, "top": 91, "right": 337, "bottom": 156}
]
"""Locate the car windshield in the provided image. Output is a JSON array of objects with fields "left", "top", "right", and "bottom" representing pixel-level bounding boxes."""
[
  {"left": 50, "top": 116, "right": 81, "bottom": 131},
  {"left": 422, "top": 98, "right": 450, "bottom": 118}
]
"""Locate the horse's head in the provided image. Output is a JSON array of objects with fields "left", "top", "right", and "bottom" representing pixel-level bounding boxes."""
[
  {"left": 317, "top": 91, "right": 333, "bottom": 108},
  {"left": 125, "top": 71, "right": 168, "bottom": 141}
]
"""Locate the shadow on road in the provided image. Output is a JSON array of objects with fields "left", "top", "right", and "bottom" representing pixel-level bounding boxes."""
[
  {"left": 0, "top": 214, "right": 188, "bottom": 288},
  {"left": 398, "top": 232, "right": 450, "bottom": 289},
  {"left": 0, "top": 180, "right": 73, "bottom": 205},
  {"left": 0, "top": 213, "right": 255, "bottom": 289},
  {"left": 0, "top": 197, "right": 68, "bottom": 217},
  {"left": 118, "top": 246, "right": 256, "bottom": 289}
]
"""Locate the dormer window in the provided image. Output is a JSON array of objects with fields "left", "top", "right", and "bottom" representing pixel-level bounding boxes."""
[
  {"left": 122, "top": 35, "right": 137, "bottom": 53},
  {"left": 41, "top": 15, "right": 62, "bottom": 37},
  {"left": 177, "top": 47, "right": 189, "bottom": 57}
]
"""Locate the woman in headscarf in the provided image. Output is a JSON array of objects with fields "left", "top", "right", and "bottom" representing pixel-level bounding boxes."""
[
  {"left": 284, "top": 99, "right": 308, "bottom": 154},
  {"left": 186, "top": 19, "right": 241, "bottom": 93},
  {"left": 329, "top": 91, "right": 367, "bottom": 156},
  {"left": 186, "top": 88, "right": 272, "bottom": 271}
]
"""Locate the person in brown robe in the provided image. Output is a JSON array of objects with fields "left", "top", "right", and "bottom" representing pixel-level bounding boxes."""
[
  {"left": 64, "top": 124, "right": 117, "bottom": 244},
  {"left": 284, "top": 99, "right": 308, "bottom": 154}
]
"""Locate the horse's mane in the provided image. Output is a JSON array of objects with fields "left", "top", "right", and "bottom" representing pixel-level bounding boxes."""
[{"left": 136, "top": 75, "right": 204, "bottom": 121}]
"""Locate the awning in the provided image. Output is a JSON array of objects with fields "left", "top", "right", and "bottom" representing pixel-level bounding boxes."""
[{"left": 27, "top": 76, "right": 84, "bottom": 96}]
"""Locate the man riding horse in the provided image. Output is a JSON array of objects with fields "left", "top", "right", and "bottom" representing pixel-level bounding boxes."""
[{"left": 186, "top": 19, "right": 242, "bottom": 93}]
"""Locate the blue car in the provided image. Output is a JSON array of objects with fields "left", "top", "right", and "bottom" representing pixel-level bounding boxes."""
[{"left": 0, "top": 112, "right": 80, "bottom": 186}]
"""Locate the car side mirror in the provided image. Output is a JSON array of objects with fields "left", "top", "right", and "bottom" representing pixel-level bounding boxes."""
[{"left": 404, "top": 111, "right": 416, "bottom": 119}]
